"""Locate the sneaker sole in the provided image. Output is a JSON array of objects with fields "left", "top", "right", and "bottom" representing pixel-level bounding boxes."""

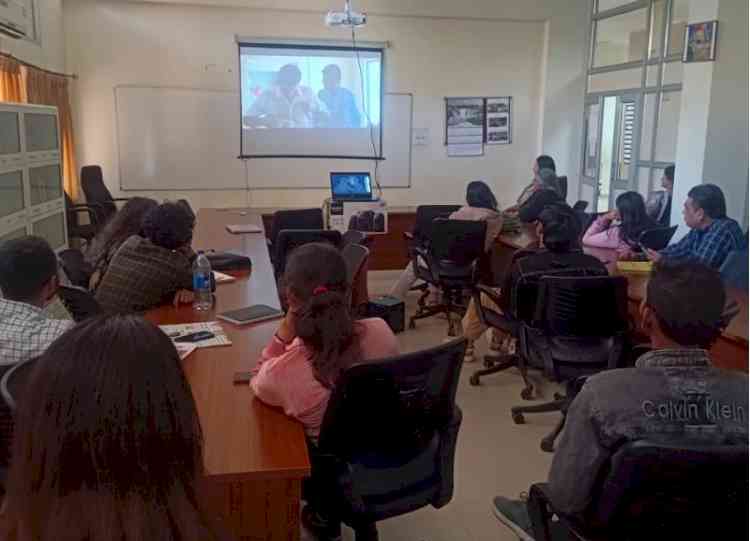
[{"left": 492, "top": 503, "right": 535, "bottom": 541}]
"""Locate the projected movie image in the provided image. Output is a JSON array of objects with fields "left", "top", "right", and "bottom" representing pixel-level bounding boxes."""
[{"left": 239, "top": 44, "right": 383, "bottom": 158}]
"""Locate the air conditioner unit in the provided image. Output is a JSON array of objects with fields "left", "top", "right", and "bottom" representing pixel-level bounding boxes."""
[{"left": 0, "top": 0, "right": 28, "bottom": 39}]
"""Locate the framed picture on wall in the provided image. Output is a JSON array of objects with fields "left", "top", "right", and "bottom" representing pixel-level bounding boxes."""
[{"left": 682, "top": 20, "right": 718, "bottom": 63}]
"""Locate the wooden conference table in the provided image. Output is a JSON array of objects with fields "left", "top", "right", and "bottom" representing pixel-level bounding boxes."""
[
  {"left": 493, "top": 226, "right": 749, "bottom": 373},
  {"left": 146, "top": 209, "right": 310, "bottom": 541}
]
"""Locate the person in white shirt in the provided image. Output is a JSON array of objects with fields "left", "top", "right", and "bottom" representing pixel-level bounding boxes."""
[
  {"left": 0, "top": 236, "right": 73, "bottom": 370},
  {"left": 244, "top": 64, "right": 322, "bottom": 129}
]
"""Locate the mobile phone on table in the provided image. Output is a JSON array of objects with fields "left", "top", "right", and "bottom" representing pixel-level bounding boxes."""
[
  {"left": 233, "top": 371, "right": 253, "bottom": 385},
  {"left": 174, "top": 331, "right": 215, "bottom": 343}
]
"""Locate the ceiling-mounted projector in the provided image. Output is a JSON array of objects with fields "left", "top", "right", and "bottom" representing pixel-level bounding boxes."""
[{"left": 326, "top": 0, "right": 367, "bottom": 28}]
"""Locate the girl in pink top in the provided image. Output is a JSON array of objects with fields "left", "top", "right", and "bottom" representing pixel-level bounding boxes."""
[
  {"left": 251, "top": 243, "right": 399, "bottom": 439},
  {"left": 583, "top": 191, "right": 657, "bottom": 259}
]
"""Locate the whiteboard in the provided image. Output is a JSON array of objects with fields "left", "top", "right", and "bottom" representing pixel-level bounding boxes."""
[{"left": 115, "top": 86, "right": 411, "bottom": 191}]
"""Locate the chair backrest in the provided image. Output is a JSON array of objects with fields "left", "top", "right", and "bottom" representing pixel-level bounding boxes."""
[
  {"left": 274, "top": 229, "right": 342, "bottom": 277},
  {"left": 572, "top": 200, "right": 588, "bottom": 212},
  {"left": 589, "top": 440, "right": 748, "bottom": 536},
  {"left": 720, "top": 249, "right": 749, "bottom": 291},
  {"left": 58, "top": 249, "right": 94, "bottom": 289},
  {"left": 557, "top": 175, "right": 568, "bottom": 200},
  {"left": 318, "top": 338, "right": 466, "bottom": 460},
  {"left": 57, "top": 285, "right": 103, "bottom": 322},
  {"left": 413, "top": 205, "right": 461, "bottom": 243},
  {"left": 427, "top": 219, "right": 486, "bottom": 270},
  {"left": 342, "top": 243, "right": 369, "bottom": 284},
  {"left": 534, "top": 275, "right": 629, "bottom": 338},
  {"left": 176, "top": 199, "right": 195, "bottom": 221},
  {"left": 1, "top": 357, "right": 38, "bottom": 412},
  {"left": 80, "top": 165, "right": 116, "bottom": 224},
  {"left": 270, "top": 208, "right": 324, "bottom": 247},
  {"left": 639, "top": 225, "right": 678, "bottom": 251},
  {"left": 341, "top": 229, "right": 367, "bottom": 249}
]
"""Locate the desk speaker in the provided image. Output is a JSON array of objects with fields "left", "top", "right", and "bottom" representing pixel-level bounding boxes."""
[{"left": 366, "top": 296, "right": 405, "bottom": 334}]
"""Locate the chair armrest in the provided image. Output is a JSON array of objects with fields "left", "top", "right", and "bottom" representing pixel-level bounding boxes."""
[
  {"left": 475, "top": 284, "right": 503, "bottom": 308},
  {"left": 67, "top": 204, "right": 101, "bottom": 226},
  {"left": 404, "top": 231, "right": 414, "bottom": 241},
  {"left": 433, "top": 405, "right": 462, "bottom": 509},
  {"left": 111, "top": 197, "right": 132, "bottom": 203}
]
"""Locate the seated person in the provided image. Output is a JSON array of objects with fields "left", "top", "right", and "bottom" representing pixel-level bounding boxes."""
[
  {"left": 512, "top": 155, "right": 557, "bottom": 210},
  {"left": 518, "top": 168, "right": 566, "bottom": 224},
  {"left": 646, "top": 164, "right": 674, "bottom": 227},
  {"left": 389, "top": 180, "right": 503, "bottom": 300},
  {"left": 462, "top": 204, "right": 607, "bottom": 360},
  {"left": 87, "top": 196, "right": 158, "bottom": 291},
  {"left": 95, "top": 202, "right": 196, "bottom": 314},
  {"left": 647, "top": 184, "right": 744, "bottom": 270},
  {"left": 492, "top": 261, "right": 748, "bottom": 540},
  {"left": 251, "top": 242, "right": 400, "bottom": 439},
  {"left": 583, "top": 191, "right": 658, "bottom": 259},
  {"left": 3, "top": 315, "right": 227, "bottom": 540},
  {"left": 0, "top": 236, "right": 73, "bottom": 369}
]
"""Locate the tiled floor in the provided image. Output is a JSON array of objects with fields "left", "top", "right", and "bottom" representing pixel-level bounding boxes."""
[{"left": 306, "top": 271, "right": 564, "bottom": 541}]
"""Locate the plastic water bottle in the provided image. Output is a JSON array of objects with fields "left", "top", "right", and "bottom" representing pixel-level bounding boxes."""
[{"left": 192, "top": 251, "right": 212, "bottom": 311}]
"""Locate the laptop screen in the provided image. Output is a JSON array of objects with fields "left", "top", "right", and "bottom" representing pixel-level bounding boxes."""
[{"left": 330, "top": 172, "right": 372, "bottom": 201}]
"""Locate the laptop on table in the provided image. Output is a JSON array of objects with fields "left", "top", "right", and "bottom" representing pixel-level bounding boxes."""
[{"left": 330, "top": 172, "right": 374, "bottom": 202}]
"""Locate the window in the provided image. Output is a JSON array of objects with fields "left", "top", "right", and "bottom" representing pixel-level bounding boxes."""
[
  {"left": 654, "top": 90, "right": 681, "bottom": 162},
  {"left": 668, "top": 0, "right": 690, "bottom": 56},
  {"left": 593, "top": 8, "right": 649, "bottom": 68},
  {"left": 596, "top": 0, "right": 638, "bottom": 12}
]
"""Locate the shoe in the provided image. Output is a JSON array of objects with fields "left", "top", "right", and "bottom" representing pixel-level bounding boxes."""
[
  {"left": 493, "top": 496, "right": 535, "bottom": 541},
  {"left": 301, "top": 505, "right": 342, "bottom": 541}
]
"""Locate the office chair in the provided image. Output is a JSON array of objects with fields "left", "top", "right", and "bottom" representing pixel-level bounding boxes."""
[
  {"left": 310, "top": 339, "right": 465, "bottom": 541},
  {"left": 342, "top": 243, "right": 370, "bottom": 312},
  {"left": 528, "top": 440, "right": 749, "bottom": 541},
  {"left": 57, "top": 285, "right": 103, "bottom": 322},
  {"left": 268, "top": 208, "right": 324, "bottom": 261},
  {"left": 409, "top": 219, "right": 486, "bottom": 336},
  {"left": 721, "top": 249, "right": 749, "bottom": 290},
  {"left": 557, "top": 175, "right": 568, "bottom": 201},
  {"left": 341, "top": 229, "right": 368, "bottom": 249},
  {"left": 80, "top": 165, "right": 131, "bottom": 226},
  {"left": 511, "top": 275, "right": 629, "bottom": 452},
  {"left": 572, "top": 200, "right": 588, "bottom": 212},
  {"left": 64, "top": 192, "right": 101, "bottom": 247},
  {"left": 273, "top": 229, "right": 342, "bottom": 278},
  {"left": 58, "top": 248, "right": 94, "bottom": 289},
  {"left": 638, "top": 225, "right": 678, "bottom": 251}
]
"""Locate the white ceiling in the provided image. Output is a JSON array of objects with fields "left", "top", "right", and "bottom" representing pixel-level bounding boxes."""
[{"left": 102, "top": 0, "right": 561, "bottom": 21}]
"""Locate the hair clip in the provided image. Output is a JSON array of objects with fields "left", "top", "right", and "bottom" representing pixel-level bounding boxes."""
[{"left": 313, "top": 285, "right": 329, "bottom": 296}]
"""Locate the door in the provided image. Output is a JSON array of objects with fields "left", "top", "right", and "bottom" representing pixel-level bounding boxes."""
[{"left": 580, "top": 93, "right": 640, "bottom": 212}]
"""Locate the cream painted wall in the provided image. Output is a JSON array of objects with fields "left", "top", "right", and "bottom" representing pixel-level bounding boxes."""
[
  {"left": 0, "top": 0, "right": 65, "bottom": 72},
  {"left": 65, "top": 0, "right": 551, "bottom": 209}
]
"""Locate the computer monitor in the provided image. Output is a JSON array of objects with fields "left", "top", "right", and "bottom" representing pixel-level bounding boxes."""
[{"left": 330, "top": 172, "right": 373, "bottom": 201}]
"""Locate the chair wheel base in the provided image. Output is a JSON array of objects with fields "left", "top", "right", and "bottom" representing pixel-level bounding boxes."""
[
  {"left": 541, "top": 438, "right": 555, "bottom": 453},
  {"left": 469, "top": 374, "right": 481, "bottom": 386},
  {"left": 554, "top": 392, "right": 565, "bottom": 401},
  {"left": 512, "top": 411, "right": 525, "bottom": 424},
  {"left": 520, "top": 387, "right": 533, "bottom": 400}
]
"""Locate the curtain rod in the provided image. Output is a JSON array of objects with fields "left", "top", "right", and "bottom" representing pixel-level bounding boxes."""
[{"left": 0, "top": 51, "right": 77, "bottom": 79}]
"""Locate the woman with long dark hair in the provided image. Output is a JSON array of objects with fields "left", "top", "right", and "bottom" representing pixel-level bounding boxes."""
[
  {"left": 251, "top": 242, "right": 399, "bottom": 438},
  {"left": 583, "top": 191, "right": 658, "bottom": 258},
  {"left": 87, "top": 196, "right": 158, "bottom": 290},
  {"left": 3, "top": 315, "right": 229, "bottom": 541}
]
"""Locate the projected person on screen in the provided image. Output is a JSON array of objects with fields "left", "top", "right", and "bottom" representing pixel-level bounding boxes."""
[
  {"left": 318, "top": 64, "right": 362, "bottom": 128},
  {"left": 245, "top": 64, "right": 321, "bottom": 128}
]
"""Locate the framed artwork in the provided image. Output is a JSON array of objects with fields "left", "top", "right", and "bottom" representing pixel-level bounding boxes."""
[
  {"left": 683, "top": 20, "right": 718, "bottom": 63},
  {"left": 485, "top": 97, "right": 512, "bottom": 145}
]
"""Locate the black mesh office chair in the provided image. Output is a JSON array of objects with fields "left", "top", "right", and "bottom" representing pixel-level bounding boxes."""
[
  {"left": 572, "top": 200, "right": 588, "bottom": 212},
  {"left": 309, "top": 338, "right": 465, "bottom": 541},
  {"left": 57, "top": 285, "right": 103, "bottom": 322},
  {"left": 511, "top": 275, "right": 629, "bottom": 452},
  {"left": 58, "top": 248, "right": 94, "bottom": 289},
  {"left": 273, "top": 229, "right": 342, "bottom": 278},
  {"left": 342, "top": 243, "right": 370, "bottom": 312},
  {"left": 268, "top": 208, "right": 324, "bottom": 261},
  {"left": 409, "top": 219, "right": 486, "bottom": 336},
  {"left": 341, "top": 229, "right": 368, "bottom": 249},
  {"left": 557, "top": 175, "right": 568, "bottom": 201},
  {"left": 528, "top": 440, "right": 749, "bottom": 541},
  {"left": 80, "top": 165, "right": 131, "bottom": 226},
  {"left": 64, "top": 193, "right": 101, "bottom": 246}
]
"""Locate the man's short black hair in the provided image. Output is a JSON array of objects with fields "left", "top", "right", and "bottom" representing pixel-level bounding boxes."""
[
  {"left": 688, "top": 184, "right": 727, "bottom": 220},
  {"left": 538, "top": 203, "right": 581, "bottom": 252},
  {"left": 664, "top": 164, "right": 675, "bottom": 182},
  {"left": 141, "top": 202, "right": 195, "bottom": 250},
  {"left": 0, "top": 236, "right": 58, "bottom": 302},
  {"left": 646, "top": 261, "right": 726, "bottom": 348},
  {"left": 536, "top": 155, "right": 556, "bottom": 173}
]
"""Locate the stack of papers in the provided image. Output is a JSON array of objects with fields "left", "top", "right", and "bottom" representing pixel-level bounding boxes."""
[
  {"left": 159, "top": 321, "right": 233, "bottom": 349},
  {"left": 226, "top": 224, "right": 263, "bottom": 234}
]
